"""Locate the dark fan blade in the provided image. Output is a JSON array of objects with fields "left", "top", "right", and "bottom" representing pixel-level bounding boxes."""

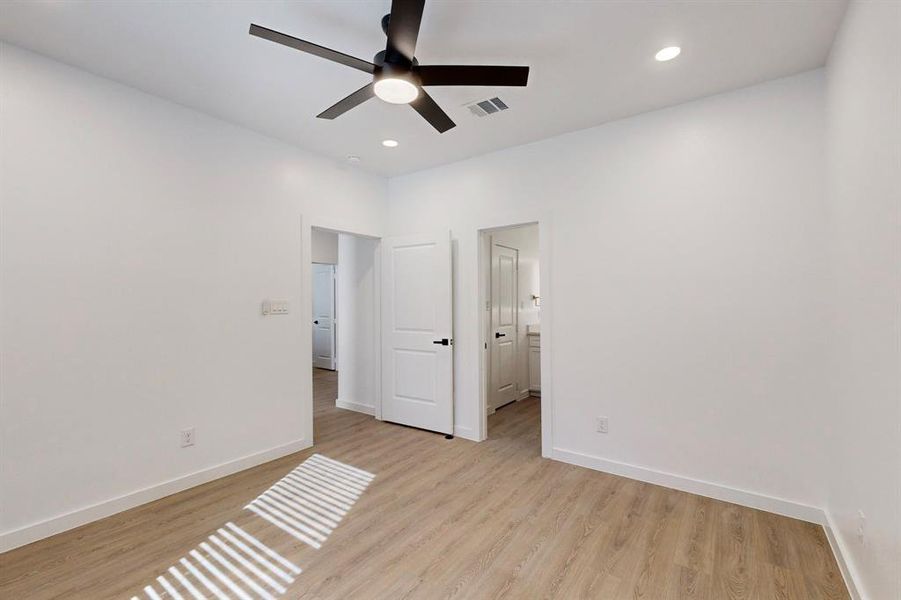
[
  {"left": 416, "top": 65, "right": 530, "bottom": 87},
  {"left": 385, "top": 0, "right": 426, "bottom": 64},
  {"left": 317, "top": 84, "right": 375, "bottom": 119},
  {"left": 249, "top": 24, "right": 375, "bottom": 74},
  {"left": 410, "top": 90, "right": 455, "bottom": 133}
]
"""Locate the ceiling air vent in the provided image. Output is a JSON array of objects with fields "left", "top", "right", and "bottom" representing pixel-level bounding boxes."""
[{"left": 466, "top": 97, "right": 509, "bottom": 118}]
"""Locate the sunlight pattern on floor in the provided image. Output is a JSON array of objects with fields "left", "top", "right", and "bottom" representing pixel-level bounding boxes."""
[
  {"left": 129, "top": 455, "right": 374, "bottom": 599},
  {"left": 130, "top": 522, "right": 300, "bottom": 600},
  {"left": 244, "top": 454, "right": 375, "bottom": 549}
]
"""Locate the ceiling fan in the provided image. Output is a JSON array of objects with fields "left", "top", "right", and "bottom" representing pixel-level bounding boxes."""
[{"left": 249, "top": 0, "right": 530, "bottom": 133}]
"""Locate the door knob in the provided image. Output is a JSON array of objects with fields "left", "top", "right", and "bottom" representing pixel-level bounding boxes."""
[
  {"left": 495, "top": 332, "right": 506, "bottom": 338},
  {"left": 313, "top": 320, "right": 319, "bottom": 325}
]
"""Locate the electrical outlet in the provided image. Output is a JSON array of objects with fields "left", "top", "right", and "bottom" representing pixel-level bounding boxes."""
[
  {"left": 180, "top": 427, "right": 195, "bottom": 448},
  {"left": 596, "top": 416, "right": 609, "bottom": 434},
  {"left": 857, "top": 510, "right": 866, "bottom": 544}
]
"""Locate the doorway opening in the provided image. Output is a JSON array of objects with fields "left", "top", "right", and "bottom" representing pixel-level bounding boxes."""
[
  {"left": 310, "top": 227, "right": 381, "bottom": 441},
  {"left": 479, "top": 223, "right": 541, "bottom": 446}
]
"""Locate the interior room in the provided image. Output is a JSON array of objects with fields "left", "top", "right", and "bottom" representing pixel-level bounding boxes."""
[
  {"left": 481, "top": 223, "right": 541, "bottom": 444},
  {"left": 0, "top": 1, "right": 898, "bottom": 599}
]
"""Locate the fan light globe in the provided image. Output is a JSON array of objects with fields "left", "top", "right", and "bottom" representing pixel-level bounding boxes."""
[{"left": 374, "top": 78, "right": 419, "bottom": 104}]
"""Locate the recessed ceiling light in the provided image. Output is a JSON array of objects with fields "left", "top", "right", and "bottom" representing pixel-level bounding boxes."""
[
  {"left": 655, "top": 46, "right": 681, "bottom": 62},
  {"left": 382, "top": 139, "right": 399, "bottom": 148}
]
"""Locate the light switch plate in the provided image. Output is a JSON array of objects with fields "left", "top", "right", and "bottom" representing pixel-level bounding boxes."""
[{"left": 262, "top": 299, "right": 290, "bottom": 316}]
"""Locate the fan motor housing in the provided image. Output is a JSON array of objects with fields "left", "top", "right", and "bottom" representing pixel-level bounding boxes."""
[{"left": 373, "top": 50, "right": 420, "bottom": 85}]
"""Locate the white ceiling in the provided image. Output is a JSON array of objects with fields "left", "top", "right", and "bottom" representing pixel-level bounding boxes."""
[{"left": 0, "top": 0, "right": 847, "bottom": 176}]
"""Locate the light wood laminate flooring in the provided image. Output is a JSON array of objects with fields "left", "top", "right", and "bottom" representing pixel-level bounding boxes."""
[{"left": 0, "top": 369, "right": 848, "bottom": 599}]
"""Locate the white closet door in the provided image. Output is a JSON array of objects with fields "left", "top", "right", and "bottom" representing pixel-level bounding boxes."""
[
  {"left": 312, "top": 263, "right": 336, "bottom": 370},
  {"left": 490, "top": 242, "right": 518, "bottom": 411}
]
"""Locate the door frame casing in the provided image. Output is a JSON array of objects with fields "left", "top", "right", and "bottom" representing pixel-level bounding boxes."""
[{"left": 476, "top": 215, "right": 553, "bottom": 457}]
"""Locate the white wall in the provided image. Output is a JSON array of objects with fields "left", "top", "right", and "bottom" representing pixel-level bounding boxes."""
[
  {"left": 5, "top": 15, "right": 898, "bottom": 598},
  {"left": 823, "top": 1, "right": 901, "bottom": 598},
  {"left": 389, "top": 70, "right": 831, "bottom": 519},
  {"left": 486, "top": 224, "right": 539, "bottom": 399},
  {"left": 335, "top": 234, "right": 380, "bottom": 415},
  {"left": 311, "top": 228, "right": 338, "bottom": 264},
  {"left": 0, "top": 44, "right": 388, "bottom": 550}
]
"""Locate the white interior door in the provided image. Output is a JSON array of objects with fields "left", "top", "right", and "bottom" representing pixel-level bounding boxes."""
[
  {"left": 381, "top": 232, "right": 453, "bottom": 435},
  {"left": 490, "top": 242, "right": 518, "bottom": 411},
  {"left": 312, "top": 263, "right": 336, "bottom": 370}
]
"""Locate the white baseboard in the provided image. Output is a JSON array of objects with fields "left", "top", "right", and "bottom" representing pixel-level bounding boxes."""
[
  {"left": 335, "top": 398, "right": 375, "bottom": 415},
  {"left": 550, "top": 447, "right": 825, "bottom": 524},
  {"left": 823, "top": 511, "right": 865, "bottom": 600},
  {"left": 454, "top": 424, "right": 477, "bottom": 441},
  {"left": 0, "top": 437, "right": 311, "bottom": 553}
]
